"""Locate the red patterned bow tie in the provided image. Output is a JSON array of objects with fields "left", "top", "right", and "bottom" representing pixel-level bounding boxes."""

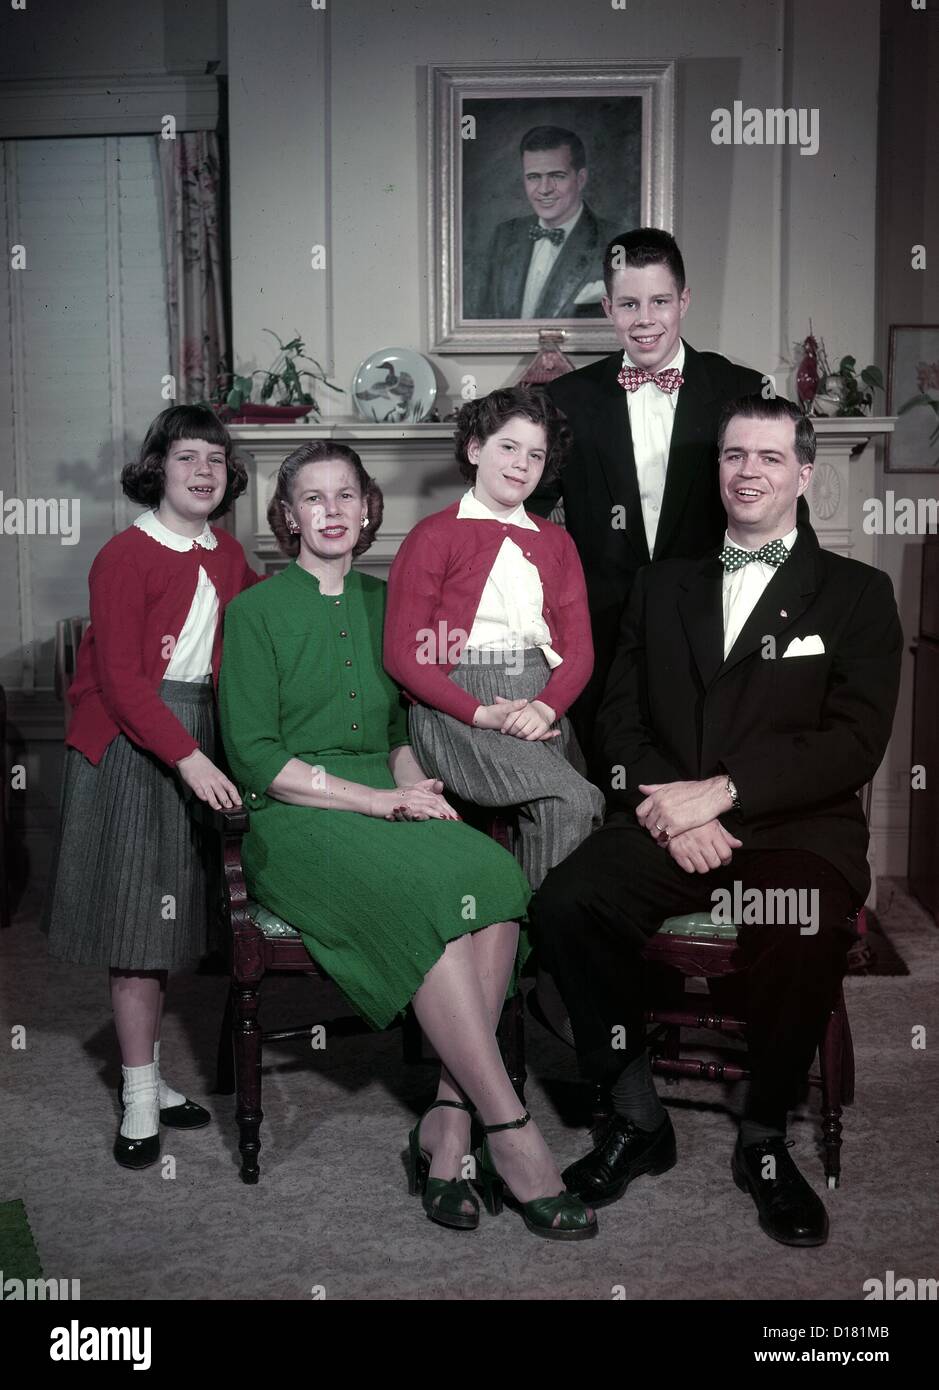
[{"left": 618, "top": 365, "right": 685, "bottom": 394}]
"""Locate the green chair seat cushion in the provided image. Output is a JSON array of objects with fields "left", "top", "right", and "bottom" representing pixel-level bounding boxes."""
[
  {"left": 246, "top": 900, "right": 302, "bottom": 939},
  {"left": 245, "top": 906, "right": 739, "bottom": 943},
  {"left": 659, "top": 912, "right": 740, "bottom": 940}
]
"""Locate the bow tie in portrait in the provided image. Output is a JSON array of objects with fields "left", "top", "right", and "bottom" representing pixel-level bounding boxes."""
[
  {"left": 617, "top": 365, "right": 685, "bottom": 394},
  {"left": 719, "top": 539, "right": 791, "bottom": 572},
  {"left": 529, "top": 225, "right": 565, "bottom": 245}
]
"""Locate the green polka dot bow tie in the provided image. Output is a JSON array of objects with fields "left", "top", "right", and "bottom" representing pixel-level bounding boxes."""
[{"left": 719, "top": 538, "right": 790, "bottom": 572}]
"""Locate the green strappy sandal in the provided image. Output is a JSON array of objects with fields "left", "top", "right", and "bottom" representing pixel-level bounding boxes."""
[
  {"left": 478, "top": 1111, "right": 598, "bottom": 1241},
  {"left": 407, "top": 1099, "right": 480, "bottom": 1231}
]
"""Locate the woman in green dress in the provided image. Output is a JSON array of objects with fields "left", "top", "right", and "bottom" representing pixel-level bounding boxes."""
[{"left": 218, "top": 439, "right": 596, "bottom": 1240}]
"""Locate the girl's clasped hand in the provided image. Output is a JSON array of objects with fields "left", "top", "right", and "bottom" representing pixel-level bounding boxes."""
[{"left": 472, "top": 695, "right": 560, "bottom": 742}]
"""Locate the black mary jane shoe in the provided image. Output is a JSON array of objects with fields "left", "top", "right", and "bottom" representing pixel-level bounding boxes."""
[
  {"left": 731, "top": 1136, "right": 829, "bottom": 1247},
  {"left": 119, "top": 1080, "right": 211, "bottom": 1130},
  {"left": 113, "top": 1131, "right": 161, "bottom": 1170},
  {"left": 157, "top": 1099, "right": 211, "bottom": 1130},
  {"left": 562, "top": 1113, "right": 677, "bottom": 1208}
]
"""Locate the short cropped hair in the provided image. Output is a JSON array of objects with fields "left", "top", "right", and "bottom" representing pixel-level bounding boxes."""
[
  {"left": 453, "top": 385, "right": 573, "bottom": 486},
  {"left": 519, "top": 125, "right": 586, "bottom": 171},
  {"left": 267, "top": 439, "right": 383, "bottom": 559},
  {"left": 717, "top": 393, "right": 817, "bottom": 470},
  {"left": 121, "top": 405, "right": 247, "bottom": 520},
  {"left": 602, "top": 227, "right": 686, "bottom": 297}
]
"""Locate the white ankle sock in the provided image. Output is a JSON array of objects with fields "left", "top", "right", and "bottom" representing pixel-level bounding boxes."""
[
  {"left": 120, "top": 1062, "right": 160, "bottom": 1139},
  {"left": 153, "top": 1041, "right": 186, "bottom": 1109}
]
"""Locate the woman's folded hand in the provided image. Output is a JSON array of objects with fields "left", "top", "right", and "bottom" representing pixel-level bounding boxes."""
[{"left": 372, "top": 779, "right": 462, "bottom": 822}]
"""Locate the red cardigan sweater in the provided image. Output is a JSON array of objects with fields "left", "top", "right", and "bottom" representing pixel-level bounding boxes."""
[
  {"left": 66, "top": 523, "right": 260, "bottom": 768},
  {"left": 384, "top": 499, "right": 594, "bottom": 725}
]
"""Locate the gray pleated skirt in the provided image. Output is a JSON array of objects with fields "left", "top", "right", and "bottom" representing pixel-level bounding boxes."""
[
  {"left": 43, "top": 678, "right": 220, "bottom": 971},
  {"left": 409, "top": 648, "right": 604, "bottom": 891}
]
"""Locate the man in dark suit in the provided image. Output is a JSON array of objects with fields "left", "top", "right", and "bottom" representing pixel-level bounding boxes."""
[
  {"left": 527, "top": 228, "right": 799, "bottom": 772},
  {"left": 476, "top": 126, "right": 618, "bottom": 320},
  {"left": 529, "top": 395, "right": 902, "bottom": 1246}
]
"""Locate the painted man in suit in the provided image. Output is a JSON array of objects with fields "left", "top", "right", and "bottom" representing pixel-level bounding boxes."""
[
  {"left": 527, "top": 229, "right": 802, "bottom": 774},
  {"left": 529, "top": 395, "right": 902, "bottom": 1246},
  {"left": 476, "top": 126, "right": 618, "bottom": 320}
]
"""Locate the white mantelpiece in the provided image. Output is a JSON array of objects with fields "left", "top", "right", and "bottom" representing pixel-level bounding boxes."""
[{"left": 229, "top": 415, "right": 898, "bottom": 577}]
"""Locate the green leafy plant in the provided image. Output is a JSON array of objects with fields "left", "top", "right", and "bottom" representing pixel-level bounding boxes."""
[
  {"left": 830, "top": 354, "right": 884, "bottom": 416},
  {"left": 225, "top": 330, "right": 344, "bottom": 413}
]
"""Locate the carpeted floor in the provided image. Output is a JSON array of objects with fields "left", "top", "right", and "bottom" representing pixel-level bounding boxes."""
[{"left": 1, "top": 877, "right": 936, "bottom": 1301}]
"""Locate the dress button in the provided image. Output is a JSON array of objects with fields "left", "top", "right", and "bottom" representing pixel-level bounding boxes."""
[
  {"left": 344, "top": 659, "right": 352, "bottom": 667},
  {"left": 333, "top": 599, "right": 341, "bottom": 606},
  {"left": 501, "top": 525, "right": 508, "bottom": 532},
  {"left": 524, "top": 551, "right": 531, "bottom": 557},
  {"left": 349, "top": 691, "right": 357, "bottom": 698},
  {"left": 250, "top": 793, "right": 257, "bottom": 800},
  {"left": 339, "top": 630, "right": 348, "bottom": 638},
  {"left": 351, "top": 722, "right": 358, "bottom": 731}
]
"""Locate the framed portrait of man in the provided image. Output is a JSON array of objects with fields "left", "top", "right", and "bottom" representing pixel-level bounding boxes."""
[{"left": 428, "top": 62, "right": 675, "bottom": 353}]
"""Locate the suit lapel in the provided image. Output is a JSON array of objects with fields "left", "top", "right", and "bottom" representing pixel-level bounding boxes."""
[
  {"left": 716, "top": 528, "right": 820, "bottom": 680},
  {"left": 678, "top": 556, "right": 725, "bottom": 689},
  {"left": 502, "top": 227, "right": 531, "bottom": 317},
  {"left": 593, "top": 354, "right": 649, "bottom": 566},
  {"left": 652, "top": 342, "right": 718, "bottom": 559},
  {"left": 536, "top": 204, "right": 599, "bottom": 317}
]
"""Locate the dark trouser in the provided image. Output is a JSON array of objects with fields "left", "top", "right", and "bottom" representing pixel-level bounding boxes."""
[{"left": 529, "top": 814, "right": 859, "bottom": 1130}]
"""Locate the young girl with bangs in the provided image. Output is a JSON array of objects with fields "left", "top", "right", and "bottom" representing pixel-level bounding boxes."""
[{"left": 44, "top": 405, "right": 259, "bottom": 1169}]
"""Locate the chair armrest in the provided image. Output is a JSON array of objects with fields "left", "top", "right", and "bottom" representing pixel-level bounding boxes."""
[{"left": 212, "top": 806, "right": 265, "bottom": 982}]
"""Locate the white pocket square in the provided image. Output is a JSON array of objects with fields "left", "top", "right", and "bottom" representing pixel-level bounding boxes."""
[{"left": 782, "top": 634, "right": 825, "bottom": 658}]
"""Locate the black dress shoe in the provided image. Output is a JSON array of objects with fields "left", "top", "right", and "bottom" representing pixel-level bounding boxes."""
[
  {"left": 158, "top": 1099, "right": 211, "bottom": 1129},
  {"left": 731, "top": 1136, "right": 829, "bottom": 1247},
  {"left": 118, "top": 1082, "right": 211, "bottom": 1130},
  {"left": 113, "top": 1132, "right": 161, "bottom": 1170},
  {"left": 562, "top": 1113, "right": 677, "bottom": 1208}
]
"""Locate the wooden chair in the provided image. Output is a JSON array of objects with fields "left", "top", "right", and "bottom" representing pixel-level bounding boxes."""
[
  {"left": 634, "top": 911, "right": 857, "bottom": 1189},
  {"left": 215, "top": 807, "right": 526, "bottom": 1183}
]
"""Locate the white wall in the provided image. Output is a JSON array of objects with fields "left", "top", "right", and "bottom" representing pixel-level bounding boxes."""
[{"left": 227, "top": 0, "right": 880, "bottom": 409}]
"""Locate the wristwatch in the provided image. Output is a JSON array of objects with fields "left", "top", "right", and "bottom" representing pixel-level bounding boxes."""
[{"left": 725, "top": 775, "right": 741, "bottom": 812}]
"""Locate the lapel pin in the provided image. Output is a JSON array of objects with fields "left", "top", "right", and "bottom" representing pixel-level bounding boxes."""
[{"left": 780, "top": 609, "right": 788, "bottom": 618}]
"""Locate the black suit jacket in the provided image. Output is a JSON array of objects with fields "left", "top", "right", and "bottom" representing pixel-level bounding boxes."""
[
  {"left": 478, "top": 201, "right": 617, "bottom": 319},
  {"left": 528, "top": 341, "right": 770, "bottom": 747},
  {"left": 595, "top": 525, "right": 903, "bottom": 902}
]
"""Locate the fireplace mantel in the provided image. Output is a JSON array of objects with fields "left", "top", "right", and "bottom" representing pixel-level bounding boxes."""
[{"left": 229, "top": 416, "right": 897, "bottom": 576}]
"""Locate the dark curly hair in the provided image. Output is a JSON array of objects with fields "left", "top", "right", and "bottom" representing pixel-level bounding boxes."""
[
  {"left": 267, "top": 439, "right": 383, "bottom": 559},
  {"left": 121, "top": 405, "right": 247, "bottom": 520},
  {"left": 454, "top": 385, "right": 572, "bottom": 486}
]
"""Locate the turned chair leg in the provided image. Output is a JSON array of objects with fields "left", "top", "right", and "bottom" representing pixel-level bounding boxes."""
[
  {"left": 233, "top": 982, "right": 263, "bottom": 1184},
  {"left": 818, "top": 992, "right": 847, "bottom": 1189},
  {"left": 497, "top": 993, "right": 527, "bottom": 1105}
]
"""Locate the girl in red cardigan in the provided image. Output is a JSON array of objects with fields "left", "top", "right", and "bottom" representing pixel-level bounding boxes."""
[
  {"left": 384, "top": 386, "right": 604, "bottom": 1041},
  {"left": 43, "top": 405, "right": 259, "bottom": 1169}
]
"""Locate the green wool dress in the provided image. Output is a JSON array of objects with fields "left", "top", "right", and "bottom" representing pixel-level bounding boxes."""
[{"left": 218, "top": 561, "right": 531, "bottom": 1029}]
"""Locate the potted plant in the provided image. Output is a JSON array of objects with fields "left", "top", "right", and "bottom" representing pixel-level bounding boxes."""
[
  {"left": 208, "top": 330, "right": 344, "bottom": 422},
  {"left": 793, "top": 328, "right": 883, "bottom": 417}
]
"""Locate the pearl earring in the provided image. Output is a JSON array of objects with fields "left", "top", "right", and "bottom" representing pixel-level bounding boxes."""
[{"left": 361, "top": 517, "right": 369, "bottom": 529}]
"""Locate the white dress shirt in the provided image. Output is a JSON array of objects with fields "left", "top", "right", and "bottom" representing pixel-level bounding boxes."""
[
  {"left": 456, "top": 490, "right": 562, "bottom": 668},
  {"left": 520, "top": 203, "right": 584, "bottom": 319},
  {"left": 623, "top": 339, "right": 685, "bottom": 559},
  {"left": 721, "top": 526, "right": 798, "bottom": 658},
  {"left": 134, "top": 509, "right": 219, "bottom": 680}
]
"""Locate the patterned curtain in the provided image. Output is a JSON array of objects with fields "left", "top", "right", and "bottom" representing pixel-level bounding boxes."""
[{"left": 158, "top": 131, "right": 228, "bottom": 405}]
